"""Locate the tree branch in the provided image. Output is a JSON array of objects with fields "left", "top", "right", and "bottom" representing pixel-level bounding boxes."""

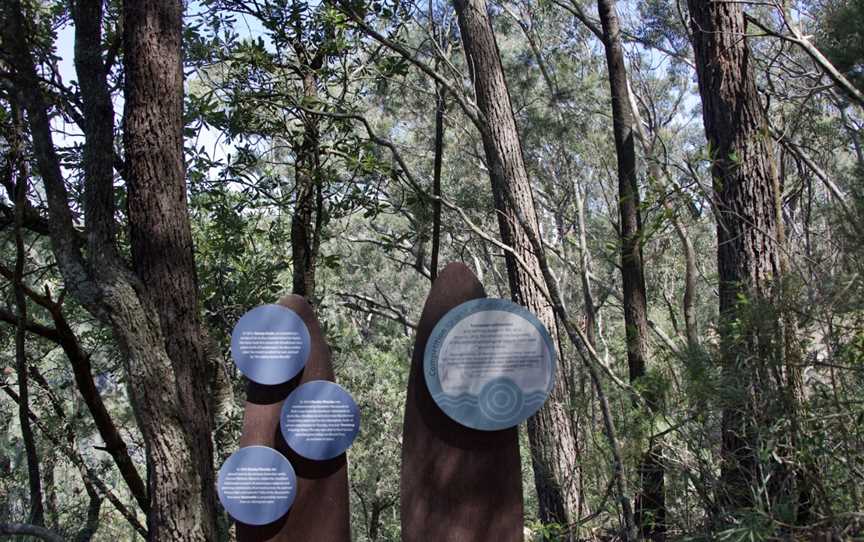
[
  {"left": 3, "top": 0, "right": 105, "bottom": 317},
  {"left": 0, "top": 523, "right": 65, "bottom": 542},
  {"left": 0, "top": 307, "right": 60, "bottom": 342},
  {"left": 745, "top": 12, "right": 864, "bottom": 109},
  {"left": 0, "top": 264, "right": 149, "bottom": 513},
  {"left": 337, "top": 4, "right": 484, "bottom": 128},
  {"left": 335, "top": 291, "right": 417, "bottom": 331},
  {"left": 0, "top": 382, "right": 148, "bottom": 538}
]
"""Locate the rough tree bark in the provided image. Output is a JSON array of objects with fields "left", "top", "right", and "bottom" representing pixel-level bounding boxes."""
[
  {"left": 687, "top": 0, "right": 801, "bottom": 514},
  {"left": 594, "top": 0, "right": 664, "bottom": 538},
  {"left": 452, "top": 0, "right": 582, "bottom": 525},
  {"left": 123, "top": 0, "right": 219, "bottom": 536},
  {"left": 4, "top": 0, "right": 220, "bottom": 537},
  {"left": 67, "top": 0, "right": 150, "bottom": 512}
]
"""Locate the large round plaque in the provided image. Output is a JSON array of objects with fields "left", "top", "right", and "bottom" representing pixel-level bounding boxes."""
[
  {"left": 230, "top": 304, "right": 311, "bottom": 385},
  {"left": 217, "top": 446, "right": 297, "bottom": 525},
  {"left": 424, "top": 298, "right": 556, "bottom": 431},
  {"left": 280, "top": 380, "right": 361, "bottom": 460}
]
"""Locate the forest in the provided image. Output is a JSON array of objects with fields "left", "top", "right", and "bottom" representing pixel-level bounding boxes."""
[{"left": 0, "top": 0, "right": 862, "bottom": 539}]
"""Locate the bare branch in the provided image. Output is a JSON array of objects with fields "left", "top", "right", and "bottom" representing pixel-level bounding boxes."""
[
  {"left": 0, "top": 523, "right": 65, "bottom": 542},
  {"left": 745, "top": 12, "right": 864, "bottom": 109}
]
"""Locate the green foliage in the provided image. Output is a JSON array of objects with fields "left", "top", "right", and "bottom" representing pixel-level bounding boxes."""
[{"left": 818, "top": 0, "right": 864, "bottom": 91}]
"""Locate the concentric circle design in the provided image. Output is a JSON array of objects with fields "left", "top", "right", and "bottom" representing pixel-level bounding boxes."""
[
  {"left": 479, "top": 378, "right": 524, "bottom": 422},
  {"left": 424, "top": 298, "right": 556, "bottom": 431}
]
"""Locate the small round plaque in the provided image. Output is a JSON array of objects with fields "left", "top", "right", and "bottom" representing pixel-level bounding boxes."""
[
  {"left": 230, "top": 304, "right": 311, "bottom": 385},
  {"left": 217, "top": 446, "right": 297, "bottom": 525},
  {"left": 280, "top": 380, "right": 361, "bottom": 460},
  {"left": 424, "top": 298, "right": 556, "bottom": 431}
]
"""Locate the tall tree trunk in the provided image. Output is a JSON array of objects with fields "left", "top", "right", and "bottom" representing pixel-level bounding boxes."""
[
  {"left": 368, "top": 498, "right": 383, "bottom": 542},
  {"left": 5, "top": 0, "right": 220, "bottom": 536},
  {"left": 687, "top": 0, "right": 798, "bottom": 514},
  {"left": 12, "top": 109, "right": 44, "bottom": 526},
  {"left": 292, "top": 70, "right": 324, "bottom": 299},
  {"left": 123, "top": 0, "right": 218, "bottom": 537},
  {"left": 430, "top": 84, "right": 446, "bottom": 283},
  {"left": 573, "top": 179, "right": 598, "bottom": 353},
  {"left": 595, "top": 0, "right": 664, "bottom": 538},
  {"left": 74, "top": 478, "right": 103, "bottom": 542},
  {"left": 42, "top": 454, "right": 56, "bottom": 531},
  {"left": 69, "top": 0, "right": 150, "bottom": 512},
  {"left": 452, "top": 0, "right": 581, "bottom": 526}
]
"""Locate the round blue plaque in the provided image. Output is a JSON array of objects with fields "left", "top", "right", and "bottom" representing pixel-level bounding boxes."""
[
  {"left": 217, "top": 446, "right": 297, "bottom": 525},
  {"left": 280, "top": 381, "right": 360, "bottom": 460},
  {"left": 424, "top": 298, "right": 556, "bottom": 431},
  {"left": 230, "top": 304, "right": 311, "bottom": 385}
]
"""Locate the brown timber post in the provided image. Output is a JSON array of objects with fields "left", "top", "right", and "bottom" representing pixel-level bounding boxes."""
[
  {"left": 401, "top": 262, "right": 523, "bottom": 542},
  {"left": 236, "top": 295, "right": 351, "bottom": 541}
]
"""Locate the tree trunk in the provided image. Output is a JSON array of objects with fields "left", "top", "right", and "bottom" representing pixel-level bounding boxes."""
[
  {"left": 574, "top": 181, "right": 597, "bottom": 352},
  {"left": 123, "top": 0, "right": 218, "bottom": 537},
  {"left": 292, "top": 70, "right": 324, "bottom": 299},
  {"left": 686, "top": 0, "right": 796, "bottom": 513},
  {"left": 5, "top": 0, "right": 220, "bottom": 536},
  {"left": 12, "top": 112, "right": 44, "bottom": 526},
  {"left": 368, "top": 498, "right": 382, "bottom": 542},
  {"left": 452, "top": 0, "right": 581, "bottom": 526},
  {"left": 73, "top": 479, "right": 103, "bottom": 542},
  {"left": 430, "top": 85, "right": 446, "bottom": 283},
  {"left": 625, "top": 86, "right": 700, "bottom": 351},
  {"left": 67, "top": 0, "right": 148, "bottom": 511},
  {"left": 595, "top": 0, "right": 664, "bottom": 538}
]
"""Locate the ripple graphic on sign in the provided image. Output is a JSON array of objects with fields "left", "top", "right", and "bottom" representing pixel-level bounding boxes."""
[
  {"left": 478, "top": 378, "right": 524, "bottom": 422},
  {"left": 424, "top": 298, "right": 556, "bottom": 431}
]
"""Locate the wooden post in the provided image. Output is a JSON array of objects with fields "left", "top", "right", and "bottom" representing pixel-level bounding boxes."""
[
  {"left": 236, "top": 295, "right": 351, "bottom": 541},
  {"left": 401, "top": 262, "right": 524, "bottom": 541}
]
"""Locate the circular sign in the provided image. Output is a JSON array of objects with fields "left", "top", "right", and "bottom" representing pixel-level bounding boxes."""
[
  {"left": 217, "top": 446, "right": 297, "bottom": 525},
  {"left": 280, "top": 380, "right": 360, "bottom": 460},
  {"left": 424, "top": 298, "right": 556, "bottom": 431},
  {"left": 230, "top": 304, "right": 311, "bottom": 385}
]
